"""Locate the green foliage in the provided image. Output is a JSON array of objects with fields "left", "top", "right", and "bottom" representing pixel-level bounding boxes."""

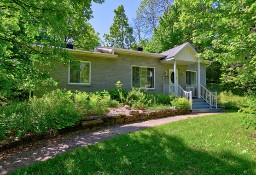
[
  {"left": 0, "top": 0, "right": 103, "bottom": 96},
  {"left": 126, "top": 88, "right": 152, "bottom": 109},
  {"left": 74, "top": 91, "right": 110, "bottom": 116},
  {"left": 0, "top": 90, "right": 81, "bottom": 139},
  {"left": 110, "top": 81, "right": 176, "bottom": 109},
  {"left": 218, "top": 91, "right": 248, "bottom": 110},
  {"left": 145, "top": 4, "right": 187, "bottom": 53},
  {"left": 171, "top": 97, "right": 190, "bottom": 110},
  {"left": 108, "top": 100, "right": 119, "bottom": 108},
  {"left": 0, "top": 89, "right": 116, "bottom": 140},
  {"left": 206, "top": 62, "right": 222, "bottom": 84},
  {"left": 240, "top": 93, "right": 256, "bottom": 131},
  {"left": 108, "top": 81, "right": 128, "bottom": 103},
  {"left": 135, "top": 0, "right": 174, "bottom": 40},
  {"left": 13, "top": 113, "right": 256, "bottom": 175},
  {"left": 104, "top": 5, "right": 135, "bottom": 49},
  {"left": 175, "top": 0, "right": 256, "bottom": 92},
  {"left": 154, "top": 93, "right": 175, "bottom": 105}
]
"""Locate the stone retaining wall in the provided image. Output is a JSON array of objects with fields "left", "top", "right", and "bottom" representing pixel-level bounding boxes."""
[{"left": 0, "top": 109, "right": 190, "bottom": 150}]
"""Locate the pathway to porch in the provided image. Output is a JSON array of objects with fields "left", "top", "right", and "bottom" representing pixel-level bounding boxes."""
[{"left": 0, "top": 112, "right": 221, "bottom": 174}]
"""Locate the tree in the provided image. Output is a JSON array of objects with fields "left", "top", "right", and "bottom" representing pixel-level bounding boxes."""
[
  {"left": 145, "top": 4, "right": 185, "bottom": 53},
  {"left": 175, "top": 0, "right": 256, "bottom": 92},
  {"left": 104, "top": 5, "right": 135, "bottom": 49},
  {"left": 73, "top": 23, "right": 101, "bottom": 51},
  {"left": 0, "top": 0, "right": 103, "bottom": 97},
  {"left": 135, "top": 0, "right": 174, "bottom": 39}
]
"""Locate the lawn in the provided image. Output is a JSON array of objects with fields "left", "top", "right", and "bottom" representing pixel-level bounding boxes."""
[{"left": 13, "top": 113, "right": 256, "bottom": 175}]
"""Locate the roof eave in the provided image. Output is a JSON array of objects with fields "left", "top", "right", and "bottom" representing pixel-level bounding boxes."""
[{"left": 67, "top": 48, "right": 118, "bottom": 59}]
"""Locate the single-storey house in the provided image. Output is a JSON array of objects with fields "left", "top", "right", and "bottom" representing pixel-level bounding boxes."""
[{"left": 48, "top": 42, "right": 218, "bottom": 110}]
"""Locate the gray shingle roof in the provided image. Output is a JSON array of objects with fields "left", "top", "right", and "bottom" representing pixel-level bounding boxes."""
[{"left": 161, "top": 42, "right": 196, "bottom": 59}]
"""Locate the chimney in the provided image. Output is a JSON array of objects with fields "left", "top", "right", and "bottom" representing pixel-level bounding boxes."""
[
  {"left": 66, "top": 43, "right": 73, "bottom": 49},
  {"left": 136, "top": 47, "right": 143, "bottom": 51}
]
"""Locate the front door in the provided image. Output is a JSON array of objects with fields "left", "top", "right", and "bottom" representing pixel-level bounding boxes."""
[
  {"left": 169, "top": 69, "right": 178, "bottom": 94},
  {"left": 186, "top": 70, "right": 197, "bottom": 97}
]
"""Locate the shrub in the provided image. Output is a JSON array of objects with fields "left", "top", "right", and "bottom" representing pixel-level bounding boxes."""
[
  {"left": 240, "top": 93, "right": 256, "bottom": 131},
  {"left": 154, "top": 93, "right": 175, "bottom": 105},
  {"left": 0, "top": 90, "right": 82, "bottom": 140},
  {"left": 126, "top": 88, "right": 153, "bottom": 109},
  {"left": 74, "top": 91, "right": 110, "bottom": 116},
  {"left": 108, "top": 100, "right": 119, "bottom": 108},
  {"left": 171, "top": 98, "right": 190, "bottom": 110},
  {"left": 218, "top": 91, "right": 248, "bottom": 110},
  {"left": 108, "top": 88, "right": 127, "bottom": 103}
]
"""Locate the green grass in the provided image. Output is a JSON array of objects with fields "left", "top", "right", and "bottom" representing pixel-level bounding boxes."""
[{"left": 13, "top": 113, "right": 256, "bottom": 175}]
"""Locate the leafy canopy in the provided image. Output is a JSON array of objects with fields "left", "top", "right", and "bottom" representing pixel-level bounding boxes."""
[
  {"left": 0, "top": 0, "right": 103, "bottom": 96},
  {"left": 145, "top": 0, "right": 256, "bottom": 92}
]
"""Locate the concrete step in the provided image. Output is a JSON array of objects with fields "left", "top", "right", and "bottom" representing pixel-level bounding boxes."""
[
  {"left": 192, "top": 104, "right": 210, "bottom": 109},
  {"left": 192, "top": 98, "right": 206, "bottom": 102},
  {"left": 191, "top": 98, "right": 220, "bottom": 113},
  {"left": 192, "top": 108, "right": 221, "bottom": 113}
]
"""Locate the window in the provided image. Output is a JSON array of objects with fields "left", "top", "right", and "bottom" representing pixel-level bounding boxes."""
[
  {"left": 186, "top": 71, "right": 197, "bottom": 86},
  {"left": 132, "top": 66, "right": 155, "bottom": 89},
  {"left": 69, "top": 61, "right": 91, "bottom": 84}
]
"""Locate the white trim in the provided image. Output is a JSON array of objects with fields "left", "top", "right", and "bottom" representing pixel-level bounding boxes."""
[
  {"left": 68, "top": 61, "right": 91, "bottom": 85},
  {"left": 131, "top": 65, "right": 155, "bottom": 90},
  {"left": 185, "top": 70, "right": 197, "bottom": 86},
  {"left": 174, "top": 60, "right": 177, "bottom": 95},
  {"left": 197, "top": 61, "right": 201, "bottom": 98},
  {"left": 185, "top": 70, "right": 197, "bottom": 97}
]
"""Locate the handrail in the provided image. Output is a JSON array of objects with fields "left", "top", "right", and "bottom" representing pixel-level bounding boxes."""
[
  {"left": 177, "top": 85, "right": 192, "bottom": 110},
  {"left": 200, "top": 84, "right": 218, "bottom": 109}
]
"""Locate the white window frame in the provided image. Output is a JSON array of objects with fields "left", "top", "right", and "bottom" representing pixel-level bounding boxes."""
[
  {"left": 68, "top": 61, "right": 91, "bottom": 85},
  {"left": 131, "top": 65, "right": 155, "bottom": 90},
  {"left": 185, "top": 70, "right": 197, "bottom": 87}
]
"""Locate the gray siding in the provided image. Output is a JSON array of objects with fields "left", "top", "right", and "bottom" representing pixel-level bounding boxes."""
[
  {"left": 49, "top": 54, "right": 170, "bottom": 93},
  {"left": 47, "top": 54, "right": 207, "bottom": 94}
]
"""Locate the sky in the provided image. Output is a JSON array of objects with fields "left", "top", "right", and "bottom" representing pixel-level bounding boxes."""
[{"left": 90, "top": 0, "right": 141, "bottom": 41}]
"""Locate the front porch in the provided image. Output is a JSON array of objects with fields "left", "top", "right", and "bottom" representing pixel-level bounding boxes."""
[{"left": 160, "top": 42, "right": 218, "bottom": 111}]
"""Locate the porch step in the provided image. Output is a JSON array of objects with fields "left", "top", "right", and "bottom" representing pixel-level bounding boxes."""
[
  {"left": 192, "top": 98, "right": 210, "bottom": 109},
  {"left": 192, "top": 98, "right": 220, "bottom": 113},
  {"left": 192, "top": 108, "right": 221, "bottom": 113}
]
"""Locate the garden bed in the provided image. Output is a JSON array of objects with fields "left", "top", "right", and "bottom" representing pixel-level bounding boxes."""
[{"left": 0, "top": 107, "right": 189, "bottom": 151}]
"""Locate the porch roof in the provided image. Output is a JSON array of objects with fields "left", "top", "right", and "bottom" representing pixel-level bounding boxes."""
[{"left": 160, "top": 42, "right": 200, "bottom": 65}]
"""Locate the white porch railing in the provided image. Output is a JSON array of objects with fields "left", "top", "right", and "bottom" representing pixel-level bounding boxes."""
[
  {"left": 163, "top": 83, "right": 192, "bottom": 110},
  {"left": 200, "top": 85, "right": 218, "bottom": 109},
  {"left": 177, "top": 85, "right": 192, "bottom": 110}
]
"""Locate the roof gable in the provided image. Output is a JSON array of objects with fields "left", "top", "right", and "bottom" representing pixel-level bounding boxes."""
[{"left": 161, "top": 42, "right": 197, "bottom": 59}]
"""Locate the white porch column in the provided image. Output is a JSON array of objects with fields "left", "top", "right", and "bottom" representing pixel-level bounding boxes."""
[
  {"left": 197, "top": 60, "right": 201, "bottom": 98},
  {"left": 174, "top": 60, "right": 177, "bottom": 95}
]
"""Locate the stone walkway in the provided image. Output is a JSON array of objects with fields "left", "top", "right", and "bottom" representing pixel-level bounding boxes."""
[{"left": 0, "top": 112, "right": 220, "bottom": 174}]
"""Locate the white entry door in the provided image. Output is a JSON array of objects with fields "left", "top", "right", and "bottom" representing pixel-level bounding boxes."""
[{"left": 169, "top": 69, "right": 178, "bottom": 94}]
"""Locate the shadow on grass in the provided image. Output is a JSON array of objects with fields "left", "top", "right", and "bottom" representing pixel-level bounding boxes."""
[{"left": 13, "top": 128, "right": 255, "bottom": 175}]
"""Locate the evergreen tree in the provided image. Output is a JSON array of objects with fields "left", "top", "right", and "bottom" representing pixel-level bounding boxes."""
[{"left": 104, "top": 5, "right": 135, "bottom": 49}]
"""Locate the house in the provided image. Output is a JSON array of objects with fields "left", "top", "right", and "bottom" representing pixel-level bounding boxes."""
[{"left": 48, "top": 42, "right": 218, "bottom": 110}]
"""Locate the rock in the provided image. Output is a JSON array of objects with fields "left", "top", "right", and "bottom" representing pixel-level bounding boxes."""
[
  {"left": 81, "top": 119, "right": 103, "bottom": 127},
  {"left": 124, "top": 115, "right": 136, "bottom": 123},
  {"left": 124, "top": 105, "right": 131, "bottom": 110},
  {"left": 130, "top": 110, "right": 140, "bottom": 116}
]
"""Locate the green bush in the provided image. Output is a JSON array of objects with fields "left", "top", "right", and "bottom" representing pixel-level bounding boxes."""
[
  {"left": 74, "top": 91, "right": 110, "bottom": 116},
  {"left": 154, "top": 93, "right": 175, "bottom": 105},
  {"left": 0, "top": 90, "right": 82, "bottom": 140},
  {"left": 108, "top": 100, "right": 119, "bottom": 108},
  {"left": 218, "top": 91, "right": 248, "bottom": 110},
  {"left": 171, "top": 98, "right": 190, "bottom": 110},
  {"left": 240, "top": 93, "right": 256, "bottom": 131},
  {"left": 126, "top": 88, "right": 153, "bottom": 109}
]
